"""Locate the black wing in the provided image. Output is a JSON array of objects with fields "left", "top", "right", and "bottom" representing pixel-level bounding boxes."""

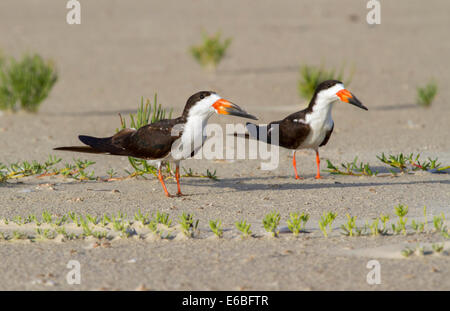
[
  {"left": 319, "top": 123, "right": 334, "bottom": 147},
  {"left": 269, "top": 110, "right": 311, "bottom": 150}
]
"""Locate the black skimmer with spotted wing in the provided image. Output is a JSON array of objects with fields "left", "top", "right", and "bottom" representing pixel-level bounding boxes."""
[
  {"left": 54, "top": 91, "right": 257, "bottom": 197},
  {"left": 245, "top": 80, "right": 367, "bottom": 179}
]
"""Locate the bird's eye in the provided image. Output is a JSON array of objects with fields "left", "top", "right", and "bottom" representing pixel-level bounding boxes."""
[{"left": 200, "top": 94, "right": 205, "bottom": 99}]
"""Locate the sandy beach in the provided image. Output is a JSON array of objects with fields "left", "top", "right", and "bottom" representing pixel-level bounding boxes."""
[{"left": 0, "top": 0, "right": 449, "bottom": 290}]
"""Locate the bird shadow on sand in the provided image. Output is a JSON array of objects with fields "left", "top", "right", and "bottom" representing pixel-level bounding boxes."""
[{"left": 180, "top": 175, "right": 450, "bottom": 195}]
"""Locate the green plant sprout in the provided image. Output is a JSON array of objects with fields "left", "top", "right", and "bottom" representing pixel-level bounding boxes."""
[
  {"left": 416, "top": 81, "right": 437, "bottom": 107},
  {"left": 340, "top": 214, "right": 367, "bottom": 237},
  {"left": 209, "top": 219, "right": 223, "bottom": 238},
  {"left": 369, "top": 218, "right": 380, "bottom": 236},
  {"left": 262, "top": 211, "right": 281, "bottom": 237},
  {"left": 0, "top": 53, "right": 58, "bottom": 112},
  {"left": 134, "top": 209, "right": 150, "bottom": 226},
  {"left": 298, "top": 64, "right": 353, "bottom": 100},
  {"left": 119, "top": 95, "right": 173, "bottom": 178},
  {"left": 325, "top": 158, "right": 378, "bottom": 176},
  {"left": 178, "top": 213, "right": 199, "bottom": 237},
  {"left": 433, "top": 214, "right": 445, "bottom": 232},
  {"left": 318, "top": 212, "right": 337, "bottom": 238},
  {"left": 235, "top": 220, "right": 252, "bottom": 238},
  {"left": 155, "top": 212, "right": 172, "bottom": 227},
  {"left": 190, "top": 31, "right": 232, "bottom": 70},
  {"left": 377, "top": 153, "right": 442, "bottom": 174},
  {"left": 401, "top": 247, "right": 415, "bottom": 258},
  {"left": 392, "top": 205, "right": 408, "bottom": 235},
  {"left": 287, "top": 212, "right": 309, "bottom": 236},
  {"left": 432, "top": 243, "right": 444, "bottom": 253},
  {"left": 182, "top": 168, "right": 219, "bottom": 180}
]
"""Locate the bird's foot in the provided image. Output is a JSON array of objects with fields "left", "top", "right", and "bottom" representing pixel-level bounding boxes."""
[
  {"left": 315, "top": 175, "right": 322, "bottom": 180},
  {"left": 176, "top": 192, "right": 186, "bottom": 197},
  {"left": 295, "top": 176, "right": 304, "bottom": 180}
]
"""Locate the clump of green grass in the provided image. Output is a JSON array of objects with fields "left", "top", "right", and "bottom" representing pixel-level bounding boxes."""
[
  {"left": 318, "top": 212, "right": 337, "bottom": 238},
  {"left": 433, "top": 213, "right": 445, "bottom": 232},
  {"left": 325, "top": 157, "right": 378, "bottom": 176},
  {"left": 432, "top": 243, "right": 444, "bottom": 253},
  {"left": 377, "top": 153, "right": 442, "bottom": 174},
  {"left": 298, "top": 64, "right": 353, "bottom": 100},
  {"left": 209, "top": 219, "right": 223, "bottom": 238},
  {"left": 401, "top": 247, "right": 415, "bottom": 258},
  {"left": 119, "top": 96, "right": 173, "bottom": 178},
  {"left": 0, "top": 53, "right": 57, "bottom": 112},
  {"left": 286, "top": 212, "right": 309, "bottom": 236},
  {"left": 235, "top": 220, "right": 252, "bottom": 238},
  {"left": 416, "top": 81, "right": 437, "bottom": 107},
  {"left": 262, "top": 211, "right": 281, "bottom": 237},
  {"left": 178, "top": 213, "right": 199, "bottom": 237},
  {"left": 392, "top": 204, "right": 408, "bottom": 235},
  {"left": 190, "top": 32, "right": 232, "bottom": 70}
]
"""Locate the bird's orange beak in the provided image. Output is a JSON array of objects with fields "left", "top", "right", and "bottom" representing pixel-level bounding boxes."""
[
  {"left": 212, "top": 98, "right": 258, "bottom": 120},
  {"left": 336, "top": 89, "right": 368, "bottom": 111}
]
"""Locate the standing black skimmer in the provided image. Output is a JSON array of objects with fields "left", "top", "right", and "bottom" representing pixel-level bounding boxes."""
[
  {"left": 54, "top": 91, "right": 257, "bottom": 197},
  {"left": 246, "top": 80, "right": 367, "bottom": 179}
]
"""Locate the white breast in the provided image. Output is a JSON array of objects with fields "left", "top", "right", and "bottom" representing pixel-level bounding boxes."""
[{"left": 298, "top": 103, "right": 334, "bottom": 150}]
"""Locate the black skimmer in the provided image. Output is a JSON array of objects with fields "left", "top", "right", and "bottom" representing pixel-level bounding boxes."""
[
  {"left": 245, "top": 80, "right": 367, "bottom": 179},
  {"left": 54, "top": 91, "right": 257, "bottom": 197}
]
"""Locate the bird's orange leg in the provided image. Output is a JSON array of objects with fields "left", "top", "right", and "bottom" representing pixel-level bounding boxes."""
[
  {"left": 293, "top": 151, "right": 303, "bottom": 180},
  {"left": 175, "top": 164, "right": 183, "bottom": 196},
  {"left": 315, "top": 150, "right": 321, "bottom": 179},
  {"left": 157, "top": 168, "right": 171, "bottom": 197}
]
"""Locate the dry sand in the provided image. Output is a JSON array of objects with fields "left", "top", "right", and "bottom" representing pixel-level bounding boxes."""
[{"left": 0, "top": 0, "right": 450, "bottom": 290}]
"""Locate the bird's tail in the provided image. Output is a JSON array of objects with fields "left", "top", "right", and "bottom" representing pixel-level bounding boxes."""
[
  {"left": 54, "top": 129, "right": 134, "bottom": 156},
  {"left": 232, "top": 122, "right": 272, "bottom": 144}
]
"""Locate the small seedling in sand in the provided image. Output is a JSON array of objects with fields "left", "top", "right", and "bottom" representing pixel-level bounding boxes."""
[
  {"left": 432, "top": 243, "right": 444, "bottom": 253},
  {"left": 411, "top": 220, "right": 425, "bottom": 234},
  {"left": 411, "top": 207, "right": 427, "bottom": 234},
  {"left": 433, "top": 214, "right": 445, "bottom": 232},
  {"left": 379, "top": 214, "right": 390, "bottom": 234},
  {"left": 119, "top": 96, "right": 173, "bottom": 178},
  {"left": 179, "top": 213, "right": 199, "bottom": 237},
  {"left": 0, "top": 53, "right": 58, "bottom": 112},
  {"left": 134, "top": 209, "right": 150, "bottom": 226},
  {"left": 190, "top": 31, "right": 232, "bottom": 70},
  {"left": 41, "top": 211, "right": 53, "bottom": 224},
  {"left": 369, "top": 218, "right": 380, "bottom": 236},
  {"left": 92, "top": 230, "right": 108, "bottom": 240},
  {"left": 287, "top": 212, "right": 309, "bottom": 236},
  {"left": 100, "top": 214, "right": 111, "bottom": 227},
  {"left": 155, "top": 212, "right": 172, "bottom": 227},
  {"left": 182, "top": 167, "right": 220, "bottom": 180},
  {"left": 263, "top": 211, "right": 281, "bottom": 237},
  {"left": 298, "top": 64, "right": 353, "bottom": 100},
  {"left": 209, "top": 219, "right": 223, "bottom": 238},
  {"left": 235, "top": 220, "right": 252, "bottom": 238},
  {"left": 325, "top": 158, "right": 377, "bottom": 176},
  {"left": 35, "top": 228, "right": 55, "bottom": 240},
  {"left": 12, "top": 230, "right": 28, "bottom": 240},
  {"left": 106, "top": 169, "right": 117, "bottom": 179},
  {"left": 341, "top": 214, "right": 366, "bottom": 237},
  {"left": 416, "top": 81, "right": 437, "bottom": 108},
  {"left": 318, "top": 212, "right": 337, "bottom": 238},
  {"left": 401, "top": 247, "right": 415, "bottom": 258},
  {"left": 392, "top": 205, "right": 408, "bottom": 235},
  {"left": 147, "top": 220, "right": 158, "bottom": 234}
]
